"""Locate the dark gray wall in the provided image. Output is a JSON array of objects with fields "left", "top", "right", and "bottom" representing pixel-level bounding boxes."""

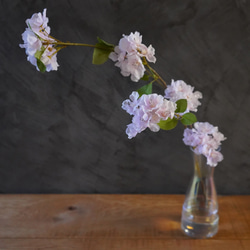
[{"left": 0, "top": 0, "right": 249, "bottom": 194}]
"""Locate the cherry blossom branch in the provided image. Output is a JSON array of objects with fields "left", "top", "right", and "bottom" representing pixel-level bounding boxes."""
[
  {"left": 49, "top": 41, "right": 114, "bottom": 52},
  {"left": 145, "top": 63, "right": 168, "bottom": 89},
  {"left": 19, "top": 9, "right": 227, "bottom": 167}
]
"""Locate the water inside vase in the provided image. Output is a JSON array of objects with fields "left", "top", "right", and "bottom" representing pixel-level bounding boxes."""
[{"left": 181, "top": 200, "right": 219, "bottom": 238}]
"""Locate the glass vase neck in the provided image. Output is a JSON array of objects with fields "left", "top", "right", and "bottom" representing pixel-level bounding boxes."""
[{"left": 193, "top": 151, "right": 215, "bottom": 178}]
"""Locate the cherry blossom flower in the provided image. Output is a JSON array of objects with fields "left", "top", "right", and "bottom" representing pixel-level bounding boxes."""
[
  {"left": 206, "top": 148, "right": 224, "bottom": 167},
  {"left": 121, "top": 91, "right": 140, "bottom": 115},
  {"left": 164, "top": 80, "right": 202, "bottom": 112},
  {"left": 125, "top": 54, "right": 145, "bottom": 82},
  {"left": 20, "top": 28, "right": 42, "bottom": 56},
  {"left": 40, "top": 45, "right": 59, "bottom": 72},
  {"left": 156, "top": 99, "right": 178, "bottom": 120},
  {"left": 126, "top": 123, "right": 138, "bottom": 139},
  {"left": 109, "top": 31, "right": 156, "bottom": 82},
  {"left": 122, "top": 92, "right": 176, "bottom": 139},
  {"left": 183, "top": 122, "right": 226, "bottom": 166},
  {"left": 26, "top": 8, "right": 50, "bottom": 34},
  {"left": 20, "top": 9, "right": 59, "bottom": 72}
]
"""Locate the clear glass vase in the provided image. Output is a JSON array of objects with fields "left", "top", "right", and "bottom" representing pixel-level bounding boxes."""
[{"left": 181, "top": 149, "right": 219, "bottom": 238}]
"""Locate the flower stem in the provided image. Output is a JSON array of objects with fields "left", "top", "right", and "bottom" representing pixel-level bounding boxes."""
[
  {"left": 53, "top": 42, "right": 97, "bottom": 47},
  {"left": 142, "top": 58, "right": 167, "bottom": 89},
  {"left": 147, "top": 64, "right": 167, "bottom": 89},
  {"left": 49, "top": 41, "right": 114, "bottom": 52}
]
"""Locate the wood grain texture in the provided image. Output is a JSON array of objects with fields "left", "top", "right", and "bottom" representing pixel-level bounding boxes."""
[
  {"left": 0, "top": 239, "right": 250, "bottom": 250},
  {"left": 0, "top": 195, "right": 249, "bottom": 249}
]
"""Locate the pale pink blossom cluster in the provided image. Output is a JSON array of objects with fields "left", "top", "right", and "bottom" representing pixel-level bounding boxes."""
[
  {"left": 20, "top": 10, "right": 227, "bottom": 166},
  {"left": 109, "top": 32, "right": 156, "bottom": 82},
  {"left": 122, "top": 91, "right": 176, "bottom": 139},
  {"left": 183, "top": 122, "right": 226, "bottom": 166},
  {"left": 165, "top": 80, "right": 202, "bottom": 112},
  {"left": 19, "top": 9, "right": 59, "bottom": 72}
]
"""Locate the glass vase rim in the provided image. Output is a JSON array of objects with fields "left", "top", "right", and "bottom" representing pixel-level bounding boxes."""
[{"left": 189, "top": 146, "right": 221, "bottom": 154}]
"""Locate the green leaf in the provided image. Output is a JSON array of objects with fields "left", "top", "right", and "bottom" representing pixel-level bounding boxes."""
[
  {"left": 181, "top": 113, "right": 197, "bottom": 125},
  {"left": 137, "top": 83, "right": 152, "bottom": 97},
  {"left": 92, "top": 48, "right": 110, "bottom": 65},
  {"left": 34, "top": 46, "right": 46, "bottom": 60},
  {"left": 175, "top": 99, "right": 187, "bottom": 113},
  {"left": 92, "top": 37, "right": 114, "bottom": 65},
  {"left": 158, "top": 118, "right": 178, "bottom": 130},
  {"left": 36, "top": 59, "right": 46, "bottom": 72},
  {"left": 140, "top": 73, "right": 150, "bottom": 81},
  {"left": 97, "top": 37, "right": 114, "bottom": 47}
]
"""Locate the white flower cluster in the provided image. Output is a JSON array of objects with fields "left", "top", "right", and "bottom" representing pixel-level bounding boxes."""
[
  {"left": 122, "top": 91, "right": 176, "bottom": 139},
  {"left": 165, "top": 80, "right": 202, "bottom": 112},
  {"left": 183, "top": 122, "right": 226, "bottom": 167},
  {"left": 19, "top": 9, "right": 226, "bottom": 166},
  {"left": 19, "top": 9, "right": 59, "bottom": 72},
  {"left": 109, "top": 32, "right": 156, "bottom": 82}
]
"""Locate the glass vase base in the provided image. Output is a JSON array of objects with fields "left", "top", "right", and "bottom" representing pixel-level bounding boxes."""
[{"left": 181, "top": 217, "right": 219, "bottom": 238}]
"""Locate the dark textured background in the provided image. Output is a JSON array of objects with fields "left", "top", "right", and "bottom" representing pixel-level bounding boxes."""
[{"left": 0, "top": 0, "right": 249, "bottom": 194}]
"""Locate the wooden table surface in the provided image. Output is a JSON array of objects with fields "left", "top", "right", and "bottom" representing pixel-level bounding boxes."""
[{"left": 0, "top": 194, "right": 249, "bottom": 250}]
